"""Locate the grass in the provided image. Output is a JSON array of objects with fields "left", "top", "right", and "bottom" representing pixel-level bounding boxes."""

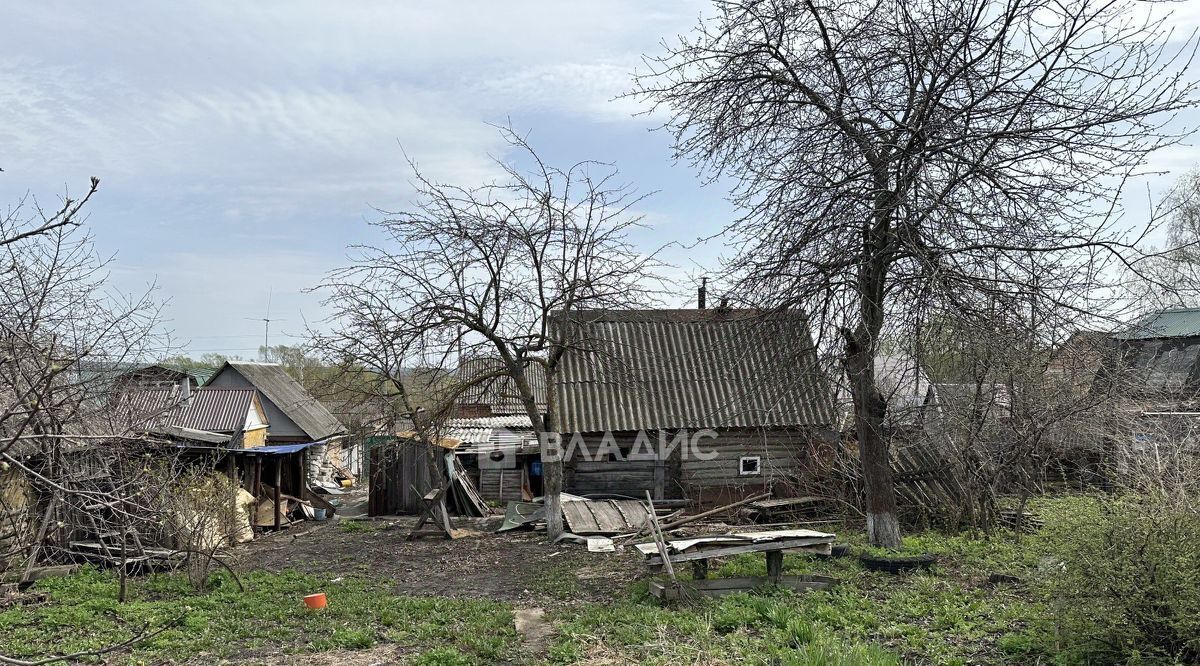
[
  {"left": 530, "top": 562, "right": 583, "bottom": 601},
  {"left": 0, "top": 496, "right": 1132, "bottom": 665},
  {"left": 546, "top": 509, "right": 1080, "bottom": 666},
  {"left": 0, "top": 568, "right": 520, "bottom": 664},
  {"left": 339, "top": 519, "right": 385, "bottom": 534}
]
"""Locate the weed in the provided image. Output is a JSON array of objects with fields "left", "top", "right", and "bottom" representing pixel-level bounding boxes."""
[{"left": 339, "top": 520, "right": 383, "bottom": 533}]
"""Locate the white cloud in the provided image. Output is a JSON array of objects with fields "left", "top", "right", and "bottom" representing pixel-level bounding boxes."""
[{"left": 2, "top": 0, "right": 1196, "bottom": 354}]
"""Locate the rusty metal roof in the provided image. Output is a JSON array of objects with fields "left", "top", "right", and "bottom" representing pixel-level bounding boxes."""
[
  {"left": 554, "top": 309, "right": 835, "bottom": 432},
  {"left": 455, "top": 357, "right": 548, "bottom": 415},
  {"left": 122, "top": 387, "right": 261, "bottom": 433}
]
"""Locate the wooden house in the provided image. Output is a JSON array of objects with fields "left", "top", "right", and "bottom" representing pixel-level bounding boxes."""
[
  {"left": 206, "top": 362, "right": 349, "bottom": 485},
  {"left": 553, "top": 309, "right": 838, "bottom": 505}
]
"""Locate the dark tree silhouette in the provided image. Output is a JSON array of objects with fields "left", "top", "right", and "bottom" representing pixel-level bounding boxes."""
[{"left": 636, "top": 0, "right": 1197, "bottom": 545}]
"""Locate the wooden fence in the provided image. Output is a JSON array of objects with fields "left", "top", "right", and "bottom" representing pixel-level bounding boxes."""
[{"left": 368, "top": 440, "right": 440, "bottom": 516}]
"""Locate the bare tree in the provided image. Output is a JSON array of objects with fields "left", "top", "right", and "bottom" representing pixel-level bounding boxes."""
[
  {"left": 909, "top": 306, "right": 1124, "bottom": 528},
  {"left": 0, "top": 183, "right": 218, "bottom": 564},
  {"left": 1124, "top": 166, "right": 1200, "bottom": 309},
  {"left": 318, "top": 127, "right": 662, "bottom": 538},
  {"left": 635, "top": 0, "right": 1197, "bottom": 546},
  {"left": 0, "top": 180, "right": 219, "bottom": 663},
  {"left": 1, "top": 179, "right": 163, "bottom": 468}
]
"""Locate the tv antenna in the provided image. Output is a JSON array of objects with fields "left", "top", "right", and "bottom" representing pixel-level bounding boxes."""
[{"left": 245, "top": 289, "right": 286, "bottom": 360}]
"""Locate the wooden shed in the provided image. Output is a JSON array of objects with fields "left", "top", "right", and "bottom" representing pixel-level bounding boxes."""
[{"left": 553, "top": 308, "right": 838, "bottom": 506}]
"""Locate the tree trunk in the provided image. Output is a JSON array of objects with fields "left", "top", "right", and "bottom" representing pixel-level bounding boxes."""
[
  {"left": 845, "top": 250, "right": 902, "bottom": 548},
  {"left": 511, "top": 361, "right": 563, "bottom": 540},
  {"left": 542, "top": 446, "right": 564, "bottom": 540},
  {"left": 846, "top": 339, "right": 902, "bottom": 548}
]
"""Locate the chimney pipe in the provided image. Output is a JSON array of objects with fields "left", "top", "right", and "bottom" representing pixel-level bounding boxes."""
[{"left": 698, "top": 277, "right": 707, "bottom": 309}]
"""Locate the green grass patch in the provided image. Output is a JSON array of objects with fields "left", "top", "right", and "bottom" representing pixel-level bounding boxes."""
[
  {"left": 530, "top": 562, "right": 582, "bottom": 601},
  {"left": 7, "top": 495, "right": 1179, "bottom": 665},
  {"left": 548, "top": 513, "right": 1069, "bottom": 665},
  {"left": 339, "top": 519, "right": 385, "bottom": 534},
  {"left": 0, "top": 568, "right": 519, "bottom": 664}
]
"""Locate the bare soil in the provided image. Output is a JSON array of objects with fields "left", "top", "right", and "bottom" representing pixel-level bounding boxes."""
[{"left": 232, "top": 516, "right": 646, "bottom": 604}]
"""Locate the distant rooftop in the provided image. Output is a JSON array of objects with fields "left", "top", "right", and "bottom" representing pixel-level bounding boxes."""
[{"left": 1114, "top": 308, "right": 1200, "bottom": 341}]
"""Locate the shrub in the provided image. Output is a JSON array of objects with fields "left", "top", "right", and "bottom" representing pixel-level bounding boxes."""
[{"left": 1039, "top": 494, "right": 1200, "bottom": 663}]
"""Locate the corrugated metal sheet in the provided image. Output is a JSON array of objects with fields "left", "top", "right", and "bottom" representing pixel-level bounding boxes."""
[
  {"left": 219, "top": 362, "right": 345, "bottom": 440},
  {"left": 555, "top": 309, "right": 835, "bottom": 433},
  {"left": 442, "top": 415, "right": 538, "bottom": 453},
  {"left": 1115, "top": 308, "right": 1200, "bottom": 340},
  {"left": 180, "top": 388, "right": 258, "bottom": 432},
  {"left": 155, "top": 425, "right": 231, "bottom": 444},
  {"left": 120, "top": 388, "right": 183, "bottom": 426},
  {"left": 121, "top": 387, "right": 260, "bottom": 433},
  {"left": 455, "top": 358, "right": 547, "bottom": 415}
]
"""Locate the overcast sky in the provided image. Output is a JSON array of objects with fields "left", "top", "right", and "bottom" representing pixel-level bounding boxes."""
[{"left": 3, "top": 1, "right": 1199, "bottom": 359}]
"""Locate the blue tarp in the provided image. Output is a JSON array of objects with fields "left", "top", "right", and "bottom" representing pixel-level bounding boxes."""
[{"left": 230, "top": 442, "right": 317, "bottom": 456}]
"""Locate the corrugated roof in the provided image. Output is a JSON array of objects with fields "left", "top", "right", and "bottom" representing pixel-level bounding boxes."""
[
  {"left": 441, "top": 415, "right": 538, "bottom": 452},
  {"left": 554, "top": 309, "right": 835, "bottom": 432},
  {"left": 455, "top": 357, "right": 548, "bottom": 415},
  {"left": 220, "top": 362, "right": 345, "bottom": 440},
  {"left": 1114, "top": 308, "right": 1200, "bottom": 340},
  {"left": 184, "top": 367, "right": 216, "bottom": 385},
  {"left": 183, "top": 389, "right": 259, "bottom": 432},
  {"left": 121, "top": 387, "right": 261, "bottom": 433}
]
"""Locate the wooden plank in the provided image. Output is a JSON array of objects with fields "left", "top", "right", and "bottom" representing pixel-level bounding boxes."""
[
  {"left": 561, "top": 502, "right": 601, "bottom": 534},
  {"left": 588, "top": 502, "right": 629, "bottom": 533},
  {"left": 645, "top": 491, "right": 677, "bottom": 588},
  {"left": 644, "top": 537, "right": 834, "bottom": 566},
  {"left": 273, "top": 460, "right": 282, "bottom": 530},
  {"left": 611, "top": 501, "right": 650, "bottom": 532}
]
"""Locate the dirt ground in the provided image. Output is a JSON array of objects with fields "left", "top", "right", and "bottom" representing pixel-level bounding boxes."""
[{"left": 232, "top": 510, "right": 646, "bottom": 605}]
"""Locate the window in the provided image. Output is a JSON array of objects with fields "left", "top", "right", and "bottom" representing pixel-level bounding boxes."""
[{"left": 739, "top": 455, "right": 761, "bottom": 476}]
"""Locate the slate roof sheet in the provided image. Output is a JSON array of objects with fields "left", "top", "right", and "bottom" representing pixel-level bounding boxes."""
[
  {"left": 554, "top": 309, "right": 835, "bottom": 432},
  {"left": 219, "top": 362, "right": 345, "bottom": 440}
]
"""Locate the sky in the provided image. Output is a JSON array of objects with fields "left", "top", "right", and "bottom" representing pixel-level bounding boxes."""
[{"left": 2, "top": 1, "right": 1199, "bottom": 359}]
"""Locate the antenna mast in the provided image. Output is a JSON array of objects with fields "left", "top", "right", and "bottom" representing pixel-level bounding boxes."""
[{"left": 245, "top": 289, "right": 286, "bottom": 361}]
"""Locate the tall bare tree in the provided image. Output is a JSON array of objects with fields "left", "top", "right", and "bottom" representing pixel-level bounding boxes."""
[
  {"left": 318, "top": 127, "right": 662, "bottom": 538},
  {"left": 1, "top": 179, "right": 163, "bottom": 465},
  {"left": 635, "top": 0, "right": 1197, "bottom": 546},
  {"left": 1123, "top": 166, "right": 1200, "bottom": 309}
]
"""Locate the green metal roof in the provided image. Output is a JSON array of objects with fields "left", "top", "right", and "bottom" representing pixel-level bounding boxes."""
[{"left": 1114, "top": 308, "right": 1200, "bottom": 340}]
